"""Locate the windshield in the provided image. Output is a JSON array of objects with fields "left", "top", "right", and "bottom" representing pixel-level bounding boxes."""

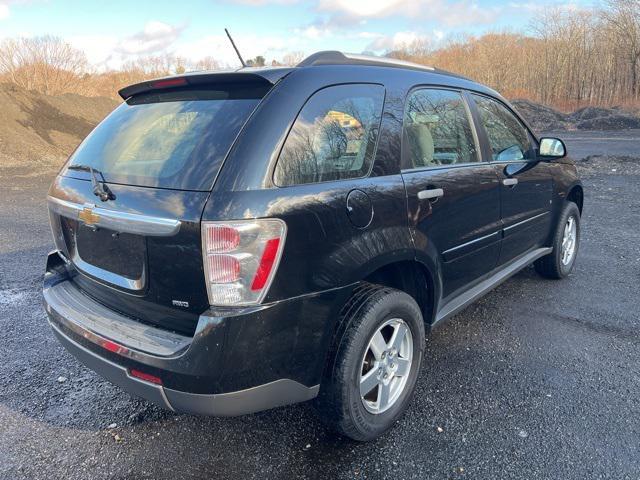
[{"left": 63, "top": 85, "right": 268, "bottom": 191}]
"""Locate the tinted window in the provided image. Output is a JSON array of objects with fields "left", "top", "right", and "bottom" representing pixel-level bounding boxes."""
[
  {"left": 273, "top": 84, "right": 384, "bottom": 186},
  {"left": 403, "top": 89, "right": 478, "bottom": 169},
  {"left": 64, "top": 86, "right": 268, "bottom": 191},
  {"left": 472, "top": 95, "right": 533, "bottom": 162}
]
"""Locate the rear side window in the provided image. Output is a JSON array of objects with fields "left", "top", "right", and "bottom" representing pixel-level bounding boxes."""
[
  {"left": 472, "top": 94, "right": 533, "bottom": 162},
  {"left": 403, "top": 89, "right": 479, "bottom": 169},
  {"left": 64, "top": 85, "right": 269, "bottom": 191},
  {"left": 273, "top": 84, "right": 385, "bottom": 186}
]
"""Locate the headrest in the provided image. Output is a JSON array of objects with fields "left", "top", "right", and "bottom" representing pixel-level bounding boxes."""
[{"left": 409, "top": 112, "right": 439, "bottom": 125}]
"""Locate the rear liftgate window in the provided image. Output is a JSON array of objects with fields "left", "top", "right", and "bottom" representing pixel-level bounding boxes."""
[
  {"left": 63, "top": 85, "right": 269, "bottom": 191},
  {"left": 273, "top": 84, "right": 385, "bottom": 186}
]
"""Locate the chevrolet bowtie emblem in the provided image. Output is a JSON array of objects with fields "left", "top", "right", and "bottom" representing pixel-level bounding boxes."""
[{"left": 78, "top": 207, "right": 100, "bottom": 226}]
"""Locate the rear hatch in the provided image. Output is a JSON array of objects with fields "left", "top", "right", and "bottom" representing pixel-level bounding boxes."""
[{"left": 48, "top": 80, "right": 272, "bottom": 336}]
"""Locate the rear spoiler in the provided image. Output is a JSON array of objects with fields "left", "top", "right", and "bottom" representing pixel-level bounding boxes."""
[{"left": 118, "top": 67, "right": 293, "bottom": 100}]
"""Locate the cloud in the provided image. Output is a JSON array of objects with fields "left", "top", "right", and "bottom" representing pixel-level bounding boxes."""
[
  {"left": 365, "top": 30, "right": 430, "bottom": 52},
  {"left": 115, "top": 21, "right": 185, "bottom": 55},
  {"left": 68, "top": 34, "right": 119, "bottom": 68},
  {"left": 508, "top": 1, "right": 581, "bottom": 13},
  {"left": 296, "top": 25, "right": 333, "bottom": 39},
  {"left": 0, "top": 0, "right": 14, "bottom": 20},
  {"left": 0, "top": 0, "right": 42, "bottom": 21},
  {"left": 317, "top": 0, "right": 499, "bottom": 27},
  {"left": 227, "top": 0, "right": 298, "bottom": 4},
  {"left": 175, "top": 33, "right": 293, "bottom": 67}
]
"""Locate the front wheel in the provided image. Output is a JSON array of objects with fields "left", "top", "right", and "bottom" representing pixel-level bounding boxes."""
[
  {"left": 535, "top": 201, "right": 581, "bottom": 279},
  {"left": 315, "top": 285, "right": 425, "bottom": 441}
]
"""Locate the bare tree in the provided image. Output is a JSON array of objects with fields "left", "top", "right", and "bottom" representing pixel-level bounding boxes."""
[
  {"left": 1, "top": 2, "right": 639, "bottom": 106},
  {"left": 387, "top": 2, "right": 640, "bottom": 108},
  {"left": 195, "top": 56, "right": 221, "bottom": 71},
  {"left": 0, "top": 36, "right": 87, "bottom": 94},
  {"left": 603, "top": 0, "right": 640, "bottom": 99},
  {"left": 282, "top": 51, "right": 305, "bottom": 66}
]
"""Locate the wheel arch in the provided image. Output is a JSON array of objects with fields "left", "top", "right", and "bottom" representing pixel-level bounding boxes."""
[
  {"left": 362, "top": 258, "right": 439, "bottom": 326},
  {"left": 567, "top": 183, "right": 584, "bottom": 214}
]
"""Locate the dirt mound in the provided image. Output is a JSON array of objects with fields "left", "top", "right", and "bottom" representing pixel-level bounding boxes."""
[
  {"left": 569, "top": 106, "right": 614, "bottom": 121},
  {"left": 510, "top": 99, "right": 572, "bottom": 132},
  {"left": 575, "top": 114, "right": 640, "bottom": 130},
  {"left": 511, "top": 99, "right": 640, "bottom": 133},
  {"left": 0, "top": 83, "right": 118, "bottom": 168}
]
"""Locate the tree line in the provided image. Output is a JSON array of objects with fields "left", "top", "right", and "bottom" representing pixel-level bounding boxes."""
[
  {"left": 0, "top": 0, "right": 638, "bottom": 109},
  {"left": 0, "top": 35, "right": 305, "bottom": 99},
  {"left": 389, "top": 0, "right": 640, "bottom": 109}
]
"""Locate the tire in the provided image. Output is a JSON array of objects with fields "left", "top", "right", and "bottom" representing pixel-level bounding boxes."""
[
  {"left": 535, "top": 201, "right": 581, "bottom": 279},
  {"left": 315, "top": 284, "right": 425, "bottom": 441}
]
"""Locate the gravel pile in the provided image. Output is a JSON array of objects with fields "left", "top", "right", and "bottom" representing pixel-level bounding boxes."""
[
  {"left": 0, "top": 83, "right": 118, "bottom": 168},
  {"left": 511, "top": 99, "right": 640, "bottom": 133}
]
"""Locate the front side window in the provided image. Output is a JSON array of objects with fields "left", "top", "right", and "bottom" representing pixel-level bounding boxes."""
[
  {"left": 403, "top": 89, "right": 478, "bottom": 169},
  {"left": 472, "top": 95, "right": 533, "bottom": 162},
  {"left": 273, "top": 84, "right": 385, "bottom": 186}
]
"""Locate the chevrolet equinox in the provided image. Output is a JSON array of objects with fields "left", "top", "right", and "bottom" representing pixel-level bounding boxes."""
[{"left": 44, "top": 51, "right": 583, "bottom": 441}]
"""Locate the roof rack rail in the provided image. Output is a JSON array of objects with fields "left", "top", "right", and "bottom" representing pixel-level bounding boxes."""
[{"left": 297, "top": 51, "right": 435, "bottom": 72}]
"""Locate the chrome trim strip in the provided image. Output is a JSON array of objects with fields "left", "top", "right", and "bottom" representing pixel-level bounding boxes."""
[
  {"left": 503, "top": 211, "right": 549, "bottom": 233},
  {"left": 443, "top": 230, "right": 501, "bottom": 256},
  {"left": 47, "top": 196, "right": 181, "bottom": 237},
  {"left": 71, "top": 252, "right": 145, "bottom": 291}
]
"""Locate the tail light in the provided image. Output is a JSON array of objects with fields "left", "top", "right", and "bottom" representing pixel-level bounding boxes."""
[{"left": 202, "top": 219, "right": 287, "bottom": 306}]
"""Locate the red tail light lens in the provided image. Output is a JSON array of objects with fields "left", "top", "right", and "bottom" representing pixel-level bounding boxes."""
[
  {"left": 251, "top": 238, "right": 281, "bottom": 291},
  {"left": 129, "top": 369, "right": 163, "bottom": 385},
  {"left": 202, "top": 220, "right": 286, "bottom": 306}
]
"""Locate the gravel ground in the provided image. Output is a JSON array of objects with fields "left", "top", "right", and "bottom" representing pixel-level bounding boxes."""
[{"left": 0, "top": 131, "right": 639, "bottom": 480}]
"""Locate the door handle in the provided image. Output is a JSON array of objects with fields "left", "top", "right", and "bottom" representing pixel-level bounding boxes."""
[
  {"left": 418, "top": 188, "right": 444, "bottom": 200},
  {"left": 502, "top": 178, "right": 518, "bottom": 187}
]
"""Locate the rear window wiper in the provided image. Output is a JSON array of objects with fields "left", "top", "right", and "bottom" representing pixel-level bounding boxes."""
[{"left": 67, "top": 164, "right": 116, "bottom": 201}]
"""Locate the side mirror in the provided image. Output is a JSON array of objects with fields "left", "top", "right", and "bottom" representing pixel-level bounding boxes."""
[{"left": 539, "top": 137, "right": 566, "bottom": 158}]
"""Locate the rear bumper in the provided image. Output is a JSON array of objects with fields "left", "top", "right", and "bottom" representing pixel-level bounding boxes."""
[
  {"left": 49, "top": 320, "right": 318, "bottom": 415},
  {"left": 44, "top": 251, "right": 351, "bottom": 416}
]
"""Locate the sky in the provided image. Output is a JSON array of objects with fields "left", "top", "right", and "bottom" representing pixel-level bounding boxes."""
[{"left": 0, "top": 0, "right": 597, "bottom": 69}]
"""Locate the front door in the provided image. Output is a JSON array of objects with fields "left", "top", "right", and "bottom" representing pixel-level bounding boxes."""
[
  {"left": 401, "top": 88, "right": 502, "bottom": 301},
  {"left": 468, "top": 94, "right": 553, "bottom": 265}
]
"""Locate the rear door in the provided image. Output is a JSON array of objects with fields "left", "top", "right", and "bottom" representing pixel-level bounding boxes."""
[
  {"left": 468, "top": 93, "right": 553, "bottom": 265},
  {"left": 401, "top": 88, "right": 502, "bottom": 301},
  {"left": 48, "top": 83, "right": 270, "bottom": 335}
]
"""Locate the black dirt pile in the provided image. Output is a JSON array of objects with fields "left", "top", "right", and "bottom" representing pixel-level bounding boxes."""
[
  {"left": 576, "top": 155, "right": 640, "bottom": 177},
  {"left": 0, "top": 83, "right": 118, "bottom": 168},
  {"left": 510, "top": 100, "right": 573, "bottom": 132},
  {"left": 511, "top": 99, "right": 640, "bottom": 133}
]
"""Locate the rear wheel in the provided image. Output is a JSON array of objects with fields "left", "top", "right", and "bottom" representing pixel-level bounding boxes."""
[
  {"left": 315, "top": 284, "right": 425, "bottom": 441},
  {"left": 535, "top": 201, "right": 581, "bottom": 279}
]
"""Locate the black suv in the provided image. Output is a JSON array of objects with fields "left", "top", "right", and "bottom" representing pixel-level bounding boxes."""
[{"left": 44, "top": 51, "right": 583, "bottom": 441}]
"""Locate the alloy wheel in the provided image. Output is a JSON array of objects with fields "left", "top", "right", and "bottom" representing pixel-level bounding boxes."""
[
  {"left": 359, "top": 318, "right": 414, "bottom": 414},
  {"left": 561, "top": 215, "right": 577, "bottom": 266}
]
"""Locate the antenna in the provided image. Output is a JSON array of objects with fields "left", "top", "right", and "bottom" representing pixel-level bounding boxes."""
[{"left": 225, "top": 28, "right": 246, "bottom": 68}]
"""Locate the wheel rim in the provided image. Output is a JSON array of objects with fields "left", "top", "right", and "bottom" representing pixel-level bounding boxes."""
[
  {"left": 561, "top": 215, "right": 577, "bottom": 266},
  {"left": 359, "top": 318, "right": 413, "bottom": 415}
]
